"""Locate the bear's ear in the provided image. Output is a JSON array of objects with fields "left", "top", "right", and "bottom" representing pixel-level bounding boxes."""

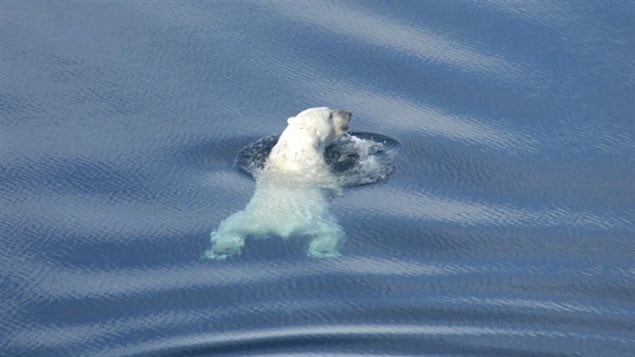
[{"left": 287, "top": 116, "right": 297, "bottom": 125}]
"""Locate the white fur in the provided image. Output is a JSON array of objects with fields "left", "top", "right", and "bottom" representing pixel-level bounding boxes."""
[
  {"left": 266, "top": 107, "right": 348, "bottom": 178},
  {"left": 206, "top": 107, "right": 351, "bottom": 259}
]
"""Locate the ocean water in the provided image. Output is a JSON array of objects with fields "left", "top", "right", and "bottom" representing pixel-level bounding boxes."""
[{"left": 1, "top": 1, "right": 634, "bottom": 356}]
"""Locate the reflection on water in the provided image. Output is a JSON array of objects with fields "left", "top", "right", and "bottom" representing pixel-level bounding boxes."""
[{"left": 2, "top": 0, "right": 634, "bottom": 355}]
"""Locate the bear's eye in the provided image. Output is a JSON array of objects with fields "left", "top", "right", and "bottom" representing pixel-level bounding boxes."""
[{"left": 328, "top": 112, "right": 333, "bottom": 120}]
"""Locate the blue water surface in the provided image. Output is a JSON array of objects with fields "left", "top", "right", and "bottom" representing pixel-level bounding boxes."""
[{"left": 2, "top": 1, "right": 634, "bottom": 355}]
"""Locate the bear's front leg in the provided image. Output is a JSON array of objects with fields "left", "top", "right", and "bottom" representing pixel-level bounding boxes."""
[
  {"left": 205, "top": 230, "right": 245, "bottom": 260},
  {"left": 307, "top": 223, "right": 345, "bottom": 258},
  {"left": 205, "top": 212, "right": 250, "bottom": 260}
]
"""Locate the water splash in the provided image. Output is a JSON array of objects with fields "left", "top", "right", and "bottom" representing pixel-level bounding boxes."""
[{"left": 236, "top": 131, "right": 400, "bottom": 187}]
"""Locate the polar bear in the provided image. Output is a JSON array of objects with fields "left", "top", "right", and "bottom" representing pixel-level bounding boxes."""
[
  {"left": 266, "top": 107, "right": 351, "bottom": 178},
  {"left": 205, "top": 107, "right": 352, "bottom": 260}
]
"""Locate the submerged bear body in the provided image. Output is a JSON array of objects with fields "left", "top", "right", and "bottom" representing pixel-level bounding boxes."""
[{"left": 206, "top": 107, "right": 351, "bottom": 259}]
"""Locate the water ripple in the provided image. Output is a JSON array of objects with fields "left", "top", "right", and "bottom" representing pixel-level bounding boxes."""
[
  {"left": 266, "top": 1, "right": 531, "bottom": 81},
  {"left": 347, "top": 187, "right": 630, "bottom": 230},
  {"left": 2, "top": 1, "right": 634, "bottom": 355}
]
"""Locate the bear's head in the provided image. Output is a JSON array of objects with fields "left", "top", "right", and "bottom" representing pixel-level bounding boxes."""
[{"left": 287, "top": 107, "right": 352, "bottom": 148}]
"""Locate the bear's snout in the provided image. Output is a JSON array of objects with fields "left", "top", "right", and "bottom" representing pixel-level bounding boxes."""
[
  {"left": 335, "top": 110, "right": 352, "bottom": 120},
  {"left": 332, "top": 110, "right": 352, "bottom": 135}
]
